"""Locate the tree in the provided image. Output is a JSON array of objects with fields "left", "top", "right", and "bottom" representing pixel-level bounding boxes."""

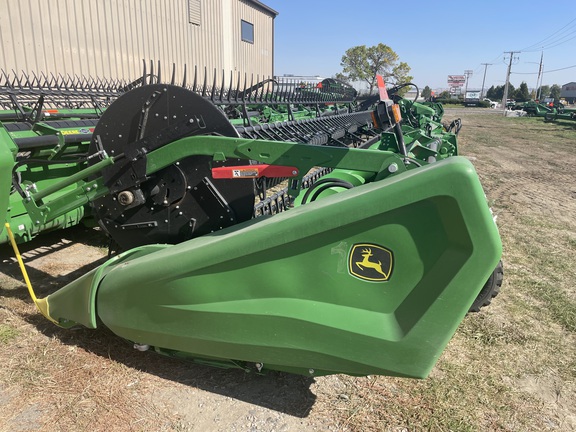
[
  {"left": 339, "top": 43, "right": 412, "bottom": 95},
  {"left": 486, "top": 86, "right": 498, "bottom": 100},
  {"left": 550, "top": 84, "right": 561, "bottom": 101},
  {"left": 487, "top": 85, "right": 504, "bottom": 100},
  {"left": 438, "top": 90, "right": 451, "bottom": 99},
  {"left": 422, "top": 85, "right": 432, "bottom": 100},
  {"left": 487, "top": 84, "right": 516, "bottom": 101},
  {"left": 514, "top": 82, "right": 530, "bottom": 102},
  {"left": 332, "top": 72, "right": 351, "bottom": 85},
  {"left": 537, "top": 85, "right": 551, "bottom": 98}
]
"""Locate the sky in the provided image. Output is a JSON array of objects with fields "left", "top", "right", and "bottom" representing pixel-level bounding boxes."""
[{"left": 263, "top": 0, "right": 576, "bottom": 93}]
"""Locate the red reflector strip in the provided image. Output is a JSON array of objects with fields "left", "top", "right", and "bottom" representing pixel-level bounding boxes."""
[
  {"left": 45, "top": 109, "right": 60, "bottom": 114},
  {"left": 211, "top": 164, "right": 299, "bottom": 179},
  {"left": 376, "top": 75, "right": 389, "bottom": 101}
]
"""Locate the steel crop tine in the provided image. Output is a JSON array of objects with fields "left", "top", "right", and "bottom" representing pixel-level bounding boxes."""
[
  {"left": 99, "top": 76, "right": 108, "bottom": 91},
  {"left": 233, "top": 71, "right": 240, "bottom": 103},
  {"left": 99, "top": 77, "right": 108, "bottom": 91},
  {"left": 68, "top": 73, "right": 76, "bottom": 90},
  {"left": 59, "top": 73, "right": 67, "bottom": 89},
  {"left": 206, "top": 68, "right": 217, "bottom": 97},
  {"left": 261, "top": 76, "right": 267, "bottom": 102},
  {"left": 45, "top": 72, "right": 54, "bottom": 89},
  {"left": 149, "top": 60, "right": 154, "bottom": 85},
  {"left": 248, "top": 74, "right": 254, "bottom": 103},
  {"left": 40, "top": 72, "right": 51, "bottom": 90},
  {"left": 20, "top": 71, "right": 31, "bottom": 88},
  {"left": 256, "top": 75, "right": 262, "bottom": 102},
  {"left": 82, "top": 74, "right": 92, "bottom": 90},
  {"left": 200, "top": 66, "right": 207, "bottom": 97},
  {"left": 275, "top": 77, "right": 282, "bottom": 102},
  {"left": 241, "top": 73, "right": 247, "bottom": 103},
  {"left": 279, "top": 78, "right": 288, "bottom": 102},
  {"left": 104, "top": 77, "right": 114, "bottom": 92},
  {"left": 226, "top": 70, "right": 233, "bottom": 102},
  {"left": 58, "top": 74, "right": 67, "bottom": 90},
  {"left": 59, "top": 73, "right": 68, "bottom": 90},
  {"left": 72, "top": 74, "right": 81, "bottom": 90},
  {"left": 106, "top": 77, "right": 115, "bottom": 92},
  {"left": 269, "top": 77, "right": 278, "bottom": 102},
  {"left": 219, "top": 69, "right": 225, "bottom": 102},
  {"left": 11, "top": 70, "right": 21, "bottom": 88},
  {"left": 88, "top": 75, "right": 98, "bottom": 91},
  {"left": 157, "top": 60, "right": 161, "bottom": 84},
  {"left": 223, "top": 70, "right": 229, "bottom": 101},
  {"left": 80, "top": 74, "right": 91, "bottom": 90},
  {"left": 13, "top": 70, "right": 24, "bottom": 88},
  {"left": 48, "top": 72, "right": 58, "bottom": 90},
  {"left": 210, "top": 68, "right": 217, "bottom": 102},
  {"left": 1, "top": 69, "right": 12, "bottom": 88},
  {"left": 288, "top": 79, "right": 295, "bottom": 104},
  {"left": 30, "top": 71, "right": 40, "bottom": 88},
  {"left": 170, "top": 63, "right": 176, "bottom": 85},
  {"left": 294, "top": 79, "right": 302, "bottom": 104},
  {"left": 263, "top": 76, "right": 270, "bottom": 101},
  {"left": 265, "top": 76, "right": 273, "bottom": 103},
  {"left": 182, "top": 63, "right": 188, "bottom": 88},
  {"left": 288, "top": 79, "right": 296, "bottom": 103},
  {"left": 142, "top": 59, "right": 147, "bottom": 85},
  {"left": 69, "top": 74, "right": 77, "bottom": 90},
  {"left": 209, "top": 68, "right": 217, "bottom": 100}
]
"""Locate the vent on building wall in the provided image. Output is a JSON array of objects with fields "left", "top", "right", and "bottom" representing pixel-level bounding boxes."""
[{"left": 189, "top": 0, "right": 201, "bottom": 25}]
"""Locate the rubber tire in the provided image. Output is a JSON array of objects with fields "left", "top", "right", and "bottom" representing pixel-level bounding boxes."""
[{"left": 469, "top": 260, "right": 504, "bottom": 312}]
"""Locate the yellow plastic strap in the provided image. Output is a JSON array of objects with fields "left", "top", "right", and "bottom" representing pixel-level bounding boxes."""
[{"left": 4, "top": 223, "right": 57, "bottom": 324}]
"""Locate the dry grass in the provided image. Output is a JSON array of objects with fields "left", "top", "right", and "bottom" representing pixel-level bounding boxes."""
[
  {"left": 1, "top": 110, "right": 575, "bottom": 431},
  {"left": 314, "top": 111, "right": 576, "bottom": 431}
]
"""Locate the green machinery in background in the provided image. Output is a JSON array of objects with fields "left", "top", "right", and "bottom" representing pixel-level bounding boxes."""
[
  {"left": 1, "top": 65, "right": 503, "bottom": 378},
  {"left": 519, "top": 100, "right": 576, "bottom": 122}
]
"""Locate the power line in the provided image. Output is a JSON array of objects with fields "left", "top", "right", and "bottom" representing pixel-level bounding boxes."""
[
  {"left": 547, "top": 64, "right": 576, "bottom": 72},
  {"left": 519, "top": 17, "right": 576, "bottom": 52},
  {"left": 510, "top": 63, "right": 576, "bottom": 74},
  {"left": 522, "top": 30, "right": 576, "bottom": 52}
]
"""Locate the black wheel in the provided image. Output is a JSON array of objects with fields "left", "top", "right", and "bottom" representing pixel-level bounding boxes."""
[{"left": 469, "top": 260, "right": 504, "bottom": 312}]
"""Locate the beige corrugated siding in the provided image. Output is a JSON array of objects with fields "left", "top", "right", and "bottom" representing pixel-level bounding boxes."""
[{"left": 0, "top": 0, "right": 274, "bottom": 83}]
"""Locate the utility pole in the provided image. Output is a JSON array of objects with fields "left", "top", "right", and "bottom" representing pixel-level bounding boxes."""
[
  {"left": 463, "top": 69, "right": 473, "bottom": 97},
  {"left": 480, "top": 63, "right": 492, "bottom": 99},
  {"left": 536, "top": 51, "right": 544, "bottom": 100},
  {"left": 502, "top": 51, "right": 519, "bottom": 113}
]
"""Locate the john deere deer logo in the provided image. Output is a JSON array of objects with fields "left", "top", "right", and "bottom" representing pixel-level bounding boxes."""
[{"left": 349, "top": 243, "right": 393, "bottom": 281}]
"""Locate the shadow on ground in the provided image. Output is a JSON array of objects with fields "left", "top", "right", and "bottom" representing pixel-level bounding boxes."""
[{"left": 0, "top": 226, "right": 317, "bottom": 418}]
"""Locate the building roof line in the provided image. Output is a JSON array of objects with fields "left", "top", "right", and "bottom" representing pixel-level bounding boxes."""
[{"left": 245, "top": 0, "right": 278, "bottom": 17}]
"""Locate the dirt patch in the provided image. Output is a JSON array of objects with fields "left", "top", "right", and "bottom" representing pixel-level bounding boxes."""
[{"left": 1, "top": 110, "right": 576, "bottom": 431}]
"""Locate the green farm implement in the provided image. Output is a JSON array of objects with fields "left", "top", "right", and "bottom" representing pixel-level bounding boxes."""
[
  {"left": 1, "top": 66, "right": 503, "bottom": 378},
  {"left": 520, "top": 100, "right": 576, "bottom": 123}
]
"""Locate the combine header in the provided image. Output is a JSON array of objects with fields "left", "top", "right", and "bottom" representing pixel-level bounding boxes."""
[{"left": 1, "top": 64, "right": 502, "bottom": 378}]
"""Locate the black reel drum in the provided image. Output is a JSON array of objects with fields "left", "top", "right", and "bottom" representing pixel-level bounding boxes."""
[{"left": 88, "top": 84, "right": 255, "bottom": 250}]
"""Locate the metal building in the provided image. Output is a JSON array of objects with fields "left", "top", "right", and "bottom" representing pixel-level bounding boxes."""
[
  {"left": 0, "top": 0, "right": 277, "bottom": 82},
  {"left": 560, "top": 82, "right": 576, "bottom": 104}
]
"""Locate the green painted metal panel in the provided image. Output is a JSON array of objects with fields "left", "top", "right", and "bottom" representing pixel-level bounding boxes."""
[
  {"left": 0, "top": 125, "right": 16, "bottom": 236},
  {"left": 47, "top": 156, "right": 501, "bottom": 377}
]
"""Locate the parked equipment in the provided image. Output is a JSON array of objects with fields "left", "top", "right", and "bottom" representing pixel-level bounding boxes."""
[{"left": 1, "top": 66, "right": 502, "bottom": 378}]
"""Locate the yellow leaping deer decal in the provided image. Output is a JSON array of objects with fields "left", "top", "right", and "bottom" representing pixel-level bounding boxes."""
[{"left": 355, "top": 248, "right": 388, "bottom": 277}]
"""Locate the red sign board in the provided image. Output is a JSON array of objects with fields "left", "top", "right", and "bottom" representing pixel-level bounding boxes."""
[{"left": 447, "top": 75, "right": 466, "bottom": 87}]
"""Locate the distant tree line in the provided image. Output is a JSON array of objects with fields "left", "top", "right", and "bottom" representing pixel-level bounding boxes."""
[{"left": 485, "top": 82, "right": 561, "bottom": 102}]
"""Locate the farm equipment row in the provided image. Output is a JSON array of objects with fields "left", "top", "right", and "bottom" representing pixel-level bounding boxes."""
[
  {"left": 513, "top": 100, "right": 576, "bottom": 122},
  {"left": 1, "top": 64, "right": 502, "bottom": 378}
]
